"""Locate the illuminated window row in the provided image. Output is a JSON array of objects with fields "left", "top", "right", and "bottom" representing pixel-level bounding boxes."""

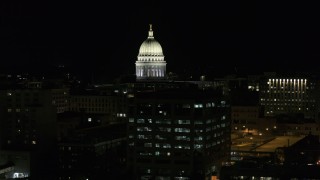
[
  {"left": 137, "top": 118, "right": 152, "bottom": 123},
  {"left": 155, "top": 143, "right": 171, "bottom": 148},
  {"left": 155, "top": 119, "right": 171, "bottom": 124},
  {"left": 155, "top": 135, "right": 167, "bottom": 140},
  {"left": 155, "top": 151, "right": 171, "bottom": 156},
  {"left": 175, "top": 120, "right": 190, "bottom": 124},
  {"left": 174, "top": 145, "right": 190, "bottom": 149},
  {"left": 138, "top": 135, "right": 152, "bottom": 139},
  {"left": 175, "top": 136, "right": 190, "bottom": 141},
  {"left": 174, "top": 128, "right": 190, "bottom": 133},
  {"left": 137, "top": 127, "right": 152, "bottom": 132}
]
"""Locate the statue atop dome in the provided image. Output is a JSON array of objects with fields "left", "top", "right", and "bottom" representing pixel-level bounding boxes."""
[{"left": 148, "top": 24, "right": 154, "bottom": 38}]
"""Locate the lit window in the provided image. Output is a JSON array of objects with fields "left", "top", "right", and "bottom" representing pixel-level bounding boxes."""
[
  {"left": 163, "top": 144, "right": 171, "bottom": 148},
  {"left": 174, "top": 128, "right": 190, "bottom": 133},
  {"left": 137, "top": 127, "right": 152, "bottom": 132},
  {"left": 88, "top": 118, "right": 92, "bottom": 122},
  {"left": 155, "top": 135, "right": 166, "bottom": 140},
  {"left": 129, "top": 118, "right": 134, "bottom": 123},
  {"left": 176, "top": 120, "right": 190, "bottom": 124},
  {"left": 155, "top": 119, "right": 171, "bottom": 124},
  {"left": 138, "top": 134, "right": 152, "bottom": 139},
  {"left": 174, "top": 145, "right": 190, "bottom": 149},
  {"left": 194, "top": 144, "right": 203, "bottom": 149},
  {"left": 194, "top": 104, "right": 203, "bottom": 108},
  {"left": 175, "top": 136, "right": 190, "bottom": 141}
]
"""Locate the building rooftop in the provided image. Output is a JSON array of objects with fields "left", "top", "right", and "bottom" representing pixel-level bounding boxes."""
[
  {"left": 255, "top": 135, "right": 305, "bottom": 152},
  {"left": 135, "top": 88, "right": 224, "bottom": 100}
]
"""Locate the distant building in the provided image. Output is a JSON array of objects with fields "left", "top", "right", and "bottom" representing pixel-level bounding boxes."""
[
  {"left": 276, "top": 116, "right": 320, "bottom": 136},
  {"left": 68, "top": 88, "right": 127, "bottom": 123},
  {"left": 127, "top": 88, "right": 231, "bottom": 180},
  {"left": 0, "top": 86, "right": 58, "bottom": 179},
  {"left": 222, "top": 135, "right": 320, "bottom": 180},
  {"left": 259, "top": 73, "right": 319, "bottom": 119},
  {"left": 57, "top": 112, "right": 113, "bottom": 141},
  {"left": 58, "top": 124, "right": 127, "bottom": 179},
  {"left": 212, "top": 75, "right": 248, "bottom": 96},
  {"left": 136, "top": 24, "right": 166, "bottom": 81},
  {"left": 0, "top": 88, "right": 58, "bottom": 148},
  {"left": 231, "top": 106, "right": 276, "bottom": 136}
]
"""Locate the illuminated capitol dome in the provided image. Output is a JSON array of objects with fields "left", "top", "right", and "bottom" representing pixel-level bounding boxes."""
[{"left": 135, "top": 24, "right": 166, "bottom": 80}]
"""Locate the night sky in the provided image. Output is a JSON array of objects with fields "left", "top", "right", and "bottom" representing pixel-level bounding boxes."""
[{"left": 1, "top": 1, "right": 320, "bottom": 81}]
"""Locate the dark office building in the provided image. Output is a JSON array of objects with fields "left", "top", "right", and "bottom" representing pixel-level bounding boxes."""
[
  {"left": 58, "top": 123, "right": 127, "bottom": 179},
  {"left": 0, "top": 83, "right": 60, "bottom": 179},
  {"left": 127, "top": 88, "right": 231, "bottom": 180}
]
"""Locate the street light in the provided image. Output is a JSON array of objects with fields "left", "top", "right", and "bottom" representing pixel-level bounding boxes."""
[{"left": 258, "top": 133, "right": 262, "bottom": 144}]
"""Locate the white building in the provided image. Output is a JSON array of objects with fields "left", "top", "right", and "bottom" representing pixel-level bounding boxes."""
[{"left": 136, "top": 24, "right": 166, "bottom": 81}]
